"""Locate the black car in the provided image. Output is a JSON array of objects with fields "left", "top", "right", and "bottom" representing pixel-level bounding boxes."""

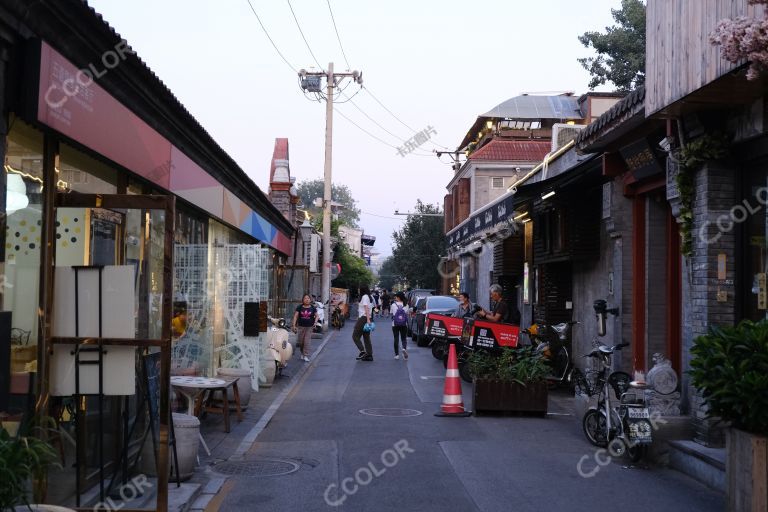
[
  {"left": 405, "top": 289, "right": 435, "bottom": 335},
  {"left": 411, "top": 295, "right": 459, "bottom": 346}
]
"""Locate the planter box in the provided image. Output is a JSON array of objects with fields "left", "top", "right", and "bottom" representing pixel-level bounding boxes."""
[
  {"left": 472, "top": 379, "right": 548, "bottom": 415},
  {"left": 728, "top": 428, "right": 768, "bottom": 512}
]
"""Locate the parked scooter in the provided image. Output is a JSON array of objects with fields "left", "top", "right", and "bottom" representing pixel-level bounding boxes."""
[
  {"left": 523, "top": 321, "right": 579, "bottom": 388},
  {"left": 580, "top": 340, "right": 653, "bottom": 462},
  {"left": 266, "top": 316, "right": 293, "bottom": 376},
  {"left": 313, "top": 299, "right": 327, "bottom": 333}
]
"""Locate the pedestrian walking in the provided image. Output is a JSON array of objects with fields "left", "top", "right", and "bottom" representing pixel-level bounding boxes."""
[
  {"left": 372, "top": 289, "right": 381, "bottom": 317},
  {"left": 292, "top": 294, "right": 317, "bottom": 362},
  {"left": 353, "top": 285, "right": 374, "bottom": 361},
  {"left": 390, "top": 292, "right": 409, "bottom": 360},
  {"left": 381, "top": 290, "right": 391, "bottom": 318}
]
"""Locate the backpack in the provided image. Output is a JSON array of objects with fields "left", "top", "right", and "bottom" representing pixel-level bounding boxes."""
[{"left": 393, "top": 305, "right": 408, "bottom": 326}]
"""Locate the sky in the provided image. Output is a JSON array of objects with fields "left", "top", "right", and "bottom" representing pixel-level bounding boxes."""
[{"left": 86, "top": 0, "right": 624, "bottom": 257}]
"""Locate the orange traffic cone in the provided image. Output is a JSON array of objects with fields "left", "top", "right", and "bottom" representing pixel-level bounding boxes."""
[{"left": 435, "top": 343, "right": 471, "bottom": 417}]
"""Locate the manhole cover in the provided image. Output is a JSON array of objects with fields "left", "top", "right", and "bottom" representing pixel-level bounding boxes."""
[
  {"left": 359, "top": 408, "right": 423, "bottom": 417},
  {"left": 212, "top": 459, "right": 300, "bottom": 477}
]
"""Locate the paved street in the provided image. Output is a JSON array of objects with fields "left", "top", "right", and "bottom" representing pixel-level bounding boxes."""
[{"left": 210, "top": 319, "right": 723, "bottom": 512}]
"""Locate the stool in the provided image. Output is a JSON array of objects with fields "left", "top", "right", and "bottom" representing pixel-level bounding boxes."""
[{"left": 195, "top": 377, "right": 243, "bottom": 433}]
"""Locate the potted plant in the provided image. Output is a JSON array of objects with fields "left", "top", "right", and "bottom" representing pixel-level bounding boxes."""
[
  {"left": 689, "top": 320, "right": 768, "bottom": 512},
  {"left": 469, "top": 346, "right": 550, "bottom": 415},
  {"left": 0, "top": 422, "right": 70, "bottom": 511}
]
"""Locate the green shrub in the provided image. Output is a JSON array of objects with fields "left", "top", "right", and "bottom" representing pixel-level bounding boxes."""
[
  {"left": 689, "top": 320, "right": 768, "bottom": 435},
  {"left": 468, "top": 346, "right": 549, "bottom": 385}
]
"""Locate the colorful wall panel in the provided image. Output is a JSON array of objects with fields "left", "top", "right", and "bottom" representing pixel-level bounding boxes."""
[{"left": 36, "top": 42, "right": 290, "bottom": 254}]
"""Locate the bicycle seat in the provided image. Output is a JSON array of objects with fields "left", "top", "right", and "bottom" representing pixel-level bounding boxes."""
[{"left": 551, "top": 323, "right": 568, "bottom": 333}]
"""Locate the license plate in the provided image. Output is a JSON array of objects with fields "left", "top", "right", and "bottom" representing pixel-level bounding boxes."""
[{"left": 628, "top": 408, "right": 650, "bottom": 419}]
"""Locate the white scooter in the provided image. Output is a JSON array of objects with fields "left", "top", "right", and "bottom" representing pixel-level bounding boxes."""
[
  {"left": 264, "top": 316, "right": 293, "bottom": 382},
  {"left": 313, "top": 300, "right": 326, "bottom": 333}
]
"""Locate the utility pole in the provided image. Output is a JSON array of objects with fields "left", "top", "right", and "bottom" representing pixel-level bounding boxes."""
[
  {"left": 435, "top": 149, "right": 466, "bottom": 172},
  {"left": 299, "top": 63, "right": 363, "bottom": 309}
]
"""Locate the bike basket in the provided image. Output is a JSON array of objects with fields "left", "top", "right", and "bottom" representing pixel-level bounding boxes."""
[{"left": 608, "top": 371, "right": 632, "bottom": 400}]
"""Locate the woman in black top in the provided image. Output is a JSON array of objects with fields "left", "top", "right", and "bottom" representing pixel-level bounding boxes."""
[{"left": 292, "top": 294, "right": 317, "bottom": 362}]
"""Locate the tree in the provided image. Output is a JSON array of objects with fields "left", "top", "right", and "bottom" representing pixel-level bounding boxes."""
[
  {"left": 296, "top": 179, "right": 361, "bottom": 227},
  {"left": 577, "top": 0, "right": 646, "bottom": 92},
  {"left": 377, "top": 256, "right": 403, "bottom": 290},
  {"left": 391, "top": 201, "right": 444, "bottom": 289},
  {"left": 332, "top": 242, "right": 374, "bottom": 292}
]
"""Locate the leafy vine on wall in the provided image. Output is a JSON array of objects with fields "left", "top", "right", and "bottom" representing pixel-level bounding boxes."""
[{"left": 675, "top": 133, "right": 731, "bottom": 256}]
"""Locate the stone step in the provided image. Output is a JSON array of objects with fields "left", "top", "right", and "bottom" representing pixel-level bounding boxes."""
[{"left": 668, "top": 439, "right": 726, "bottom": 493}]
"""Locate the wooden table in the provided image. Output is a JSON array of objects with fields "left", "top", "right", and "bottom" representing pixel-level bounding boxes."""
[
  {"left": 195, "top": 376, "right": 244, "bottom": 433},
  {"left": 170, "top": 376, "right": 228, "bottom": 456}
]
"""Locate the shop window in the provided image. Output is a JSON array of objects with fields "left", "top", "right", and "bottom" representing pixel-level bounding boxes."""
[
  {"left": 744, "top": 170, "right": 768, "bottom": 321},
  {"left": 540, "top": 209, "right": 565, "bottom": 255},
  {"left": 59, "top": 144, "right": 118, "bottom": 194},
  {"left": 3, "top": 119, "right": 44, "bottom": 367}
]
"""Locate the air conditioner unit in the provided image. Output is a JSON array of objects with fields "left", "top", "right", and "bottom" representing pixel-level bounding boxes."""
[{"left": 551, "top": 123, "right": 586, "bottom": 152}]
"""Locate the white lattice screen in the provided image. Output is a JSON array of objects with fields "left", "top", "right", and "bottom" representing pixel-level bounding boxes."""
[{"left": 173, "top": 244, "right": 271, "bottom": 390}]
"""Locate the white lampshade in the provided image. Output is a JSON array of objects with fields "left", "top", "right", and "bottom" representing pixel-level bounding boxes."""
[{"left": 6, "top": 173, "right": 29, "bottom": 214}]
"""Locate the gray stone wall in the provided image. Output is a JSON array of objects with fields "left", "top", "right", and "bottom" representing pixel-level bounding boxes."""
[{"left": 570, "top": 181, "right": 634, "bottom": 375}]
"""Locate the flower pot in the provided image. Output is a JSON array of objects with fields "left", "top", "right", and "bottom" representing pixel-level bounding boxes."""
[
  {"left": 216, "top": 367, "right": 252, "bottom": 408},
  {"left": 472, "top": 379, "right": 548, "bottom": 415},
  {"left": 727, "top": 428, "right": 768, "bottom": 512},
  {"left": 172, "top": 413, "right": 200, "bottom": 481}
]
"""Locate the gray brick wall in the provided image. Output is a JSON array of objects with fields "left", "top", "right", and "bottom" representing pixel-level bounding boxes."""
[{"left": 684, "top": 160, "right": 738, "bottom": 447}]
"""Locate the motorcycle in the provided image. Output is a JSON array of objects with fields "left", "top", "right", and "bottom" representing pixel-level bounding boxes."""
[
  {"left": 523, "top": 321, "right": 579, "bottom": 388},
  {"left": 580, "top": 340, "right": 653, "bottom": 462}
]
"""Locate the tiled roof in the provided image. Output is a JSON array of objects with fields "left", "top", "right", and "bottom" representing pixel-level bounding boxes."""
[
  {"left": 469, "top": 139, "right": 551, "bottom": 162},
  {"left": 575, "top": 86, "right": 646, "bottom": 147}
]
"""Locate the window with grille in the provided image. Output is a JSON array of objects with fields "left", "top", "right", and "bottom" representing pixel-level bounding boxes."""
[{"left": 491, "top": 177, "right": 504, "bottom": 189}]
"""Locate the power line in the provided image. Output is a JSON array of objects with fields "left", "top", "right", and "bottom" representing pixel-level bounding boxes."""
[
  {"left": 326, "top": 0, "right": 351, "bottom": 70},
  {"left": 363, "top": 86, "right": 452, "bottom": 151},
  {"left": 286, "top": 0, "right": 324, "bottom": 71},
  {"left": 333, "top": 107, "right": 432, "bottom": 157},
  {"left": 335, "top": 91, "right": 433, "bottom": 156},
  {"left": 360, "top": 211, "right": 403, "bottom": 220},
  {"left": 245, "top": 0, "right": 298, "bottom": 74}
]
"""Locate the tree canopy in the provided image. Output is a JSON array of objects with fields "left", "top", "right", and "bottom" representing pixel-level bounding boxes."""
[
  {"left": 577, "top": 0, "right": 646, "bottom": 92},
  {"left": 377, "top": 256, "right": 403, "bottom": 290},
  {"left": 390, "top": 200, "right": 444, "bottom": 290},
  {"left": 332, "top": 241, "right": 374, "bottom": 291},
  {"left": 296, "top": 179, "right": 361, "bottom": 228}
]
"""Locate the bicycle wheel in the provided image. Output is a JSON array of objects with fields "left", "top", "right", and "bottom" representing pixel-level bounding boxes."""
[
  {"left": 583, "top": 409, "right": 609, "bottom": 447},
  {"left": 572, "top": 368, "right": 589, "bottom": 397}
]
